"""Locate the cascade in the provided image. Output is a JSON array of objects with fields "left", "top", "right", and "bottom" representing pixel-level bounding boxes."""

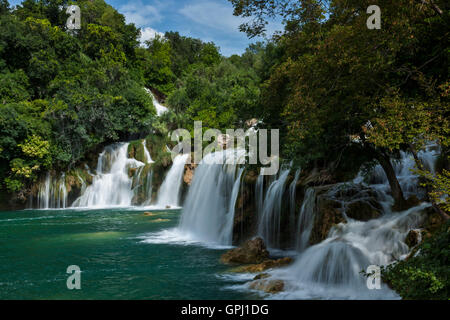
[
  {"left": 71, "top": 143, "right": 145, "bottom": 207},
  {"left": 257, "top": 168, "right": 290, "bottom": 248},
  {"left": 35, "top": 173, "right": 68, "bottom": 209},
  {"left": 155, "top": 153, "right": 190, "bottom": 208},
  {"left": 178, "top": 149, "right": 246, "bottom": 245}
]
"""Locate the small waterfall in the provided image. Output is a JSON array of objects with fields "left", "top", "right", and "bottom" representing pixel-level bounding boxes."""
[
  {"left": 142, "top": 139, "right": 154, "bottom": 163},
  {"left": 36, "top": 173, "right": 68, "bottom": 209},
  {"left": 144, "top": 88, "right": 168, "bottom": 116},
  {"left": 155, "top": 153, "right": 190, "bottom": 208},
  {"left": 257, "top": 168, "right": 290, "bottom": 248},
  {"left": 255, "top": 173, "right": 264, "bottom": 217},
  {"left": 295, "top": 188, "right": 316, "bottom": 251},
  {"left": 289, "top": 169, "right": 301, "bottom": 240},
  {"left": 179, "top": 149, "right": 246, "bottom": 246},
  {"left": 273, "top": 204, "right": 427, "bottom": 299},
  {"left": 72, "top": 143, "right": 145, "bottom": 207}
]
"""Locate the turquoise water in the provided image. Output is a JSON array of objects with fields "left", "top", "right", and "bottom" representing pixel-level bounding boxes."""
[{"left": 0, "top": 208, "right": 259, "bottom": 299}]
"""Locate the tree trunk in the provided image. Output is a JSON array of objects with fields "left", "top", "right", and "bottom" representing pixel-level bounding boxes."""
[{"left": 375, "top": 151, "right": 406, "bottom": 210}]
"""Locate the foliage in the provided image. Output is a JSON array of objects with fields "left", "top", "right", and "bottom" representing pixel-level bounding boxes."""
[{"left": 381, "top": 222, "right": 450, "bottom": 299}]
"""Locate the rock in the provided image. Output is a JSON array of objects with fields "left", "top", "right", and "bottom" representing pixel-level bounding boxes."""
[
  {"left": 405, "top": 229, "right": 421, "bottom": 248},
  {"left": 310, "top": 196, "right": 345, "bottom": 245},
  {"left": 143, "top": 211, "right": 156, "bottom": 216},
  {"left": 253, "top": 273, "right": 270, "bottom": 280},
  {"left": 221, "top": 237, "right": 269, "bottom": 264},
  {"left": 152, "top": 218, "right": 169, "bottom": 223},
  {"left": 183, "top": 163, "right": 197, "bottom": 185},
  {"left": 165, "top": 205, "right": 171, "bottom": 209},
  {"left": 345, "top": 199, "right": 382, "bottom": 221},
  {"left": 128, "top": 167, "right": 137, "bottom": 177},
  {"left": 231, "top": 257, "right": 293, "bottom": 273},
  {"left": 249, "top": 279, "right": 284, "bottom": 293},
  {"left": 245, "top": 118, "right": 258, "bottom": 128}
]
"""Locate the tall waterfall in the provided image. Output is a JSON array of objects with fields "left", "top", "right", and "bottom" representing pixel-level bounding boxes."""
[
  {"left": 178, "top": 149, "right": 245, "bottom": 246},
  {"left": 295, "top": 187, "right": 316, "bottom": 251},
  {"left": 289, "top": 169, "right": 301, "bottom": 240},
  {"left": 72, "top": 143, "right": 145, "bottom": 207},
  {"left": 35, "top": 173, "right": 67, "bottom": 209},
  {"left": 257, "top": 168, "right": 290, "bottom": 248},
  {"left": 155, "top": 153, "right": 189, "bottom": 208}
]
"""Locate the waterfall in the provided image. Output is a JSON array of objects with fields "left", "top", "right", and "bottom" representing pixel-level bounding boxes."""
[
  {"left": 72, "top": 143, "right": 145, "bottom": 207},
  {"left": 255, "top": 173, "right": 264, "bottom": 217},
  {"left": 289, "top": 169, "right": 301, "bottom": 242},
  {"left": 142, "top": 139, "right": 154, "bottom": 163},
  {"left": 35, "top": 173, "right": 68, "bottom": 209},
  {"left": 257, "top": 168, "right": 290, "bottom": 248},
  {"left": 295, "top": 188, "right": 316, "bottom": 251},
  {"left": 264, "top": 148, "right": 437, "bottom": 299},
  {"left": 144, "top": 88, "right": 168, "bottom": 116},
  {"left": 178, "top": 149, "right": 245, "bottom": 246},
  {"left": 155, "top": 153, "right": 190, "bottom": 208}
]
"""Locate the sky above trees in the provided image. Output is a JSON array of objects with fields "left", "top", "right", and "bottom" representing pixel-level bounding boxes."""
[{"left": 8, "top": 0, "right": 283, "bottom": 56}]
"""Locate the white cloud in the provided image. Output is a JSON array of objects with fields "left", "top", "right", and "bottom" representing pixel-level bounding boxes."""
[
  {"left": 179, "top": 1, "right": 242, "bottom": 33},
  {"left": 139, "top": 27, "right": 165, "bottom": 45},
  {"left": 120, "top": 1, "right": 162, "bottom": 27}
]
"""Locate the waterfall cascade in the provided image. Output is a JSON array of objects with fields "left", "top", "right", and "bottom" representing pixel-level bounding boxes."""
[
  {"left": 72, "top": 143, "right": 145, "bottom": 207},
  {"left": 178, "top": 149, "right": 246, "bottom": 245},
  {"left": 144, "top": 88, "right": 168, "bottom": 116},
  {"left": 261, "top": 148, "right": 436, "bottom": 299},
  {"left": 34, "top": 173, "right": 67, "bottom": 209},
  {"left": 155, "top": 153, "right": 190, "bottom": 208},
  {"left": 257, "top": 168, "right": 290, "bottom": 248}
]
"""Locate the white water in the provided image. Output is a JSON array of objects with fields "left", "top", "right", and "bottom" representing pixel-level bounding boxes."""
[
  {"left": 155, "top": 153, "right": 189, "bottom": 208},
  {"left": 257, "top": 168, "right": 290, "bottom": 248},
  {"left": 144, "top": 88, "right": 168, "bottom": 116},
  {"left": 256, "top": 149, "right": 436, "bottom": 299},
  {"left": 178, "top": 149, "right": 246, "bottom": 246},
  {"left": 289, "top": 169, "right": 301, "bottom": 242},
  {"left": 295, "top": 187, "right": 316, "bottom": 251},
  {"left": 72, "top": 143, "right": 145, "bottom": 207},
  {"left": 142, "top": 139, "right": 154, "bottom": 163},
  {"left": 36, "top": 173, "right": 67, "bottom": 209}
]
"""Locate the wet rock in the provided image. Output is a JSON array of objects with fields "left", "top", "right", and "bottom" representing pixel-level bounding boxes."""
[
  {"left": 405, "top": 229, "right": 421, "bottom": 248},
  {"left": 165, "top": 205, "right": 171, "bottom": 209},
  {"left": 345, "top": 199, "right": 382, "bottom": 221},
  {"left": 221, "top": 237, "right": 269, "bottom": 264},
  {"left": 183, "top": 163, "right": 197, "bottom": 186},
  {"left": 143, "top": 211, "right": 156, "bottom": 216},
  {"left": 253, "top": 273, "right": 270, "bottom": 280},
  {"left": 249, "top": 279, "right": 284, "bottom": 293},
  {"left": 310, "top": 195, "right": 345, "bottom": 245},
  {"left": 231, "top": 257, "right": 293, "bottom": 273}
]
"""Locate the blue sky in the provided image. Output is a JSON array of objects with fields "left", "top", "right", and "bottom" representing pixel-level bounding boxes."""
[{"left": 9, "top": 0, "right": 283, "bottom": 56}]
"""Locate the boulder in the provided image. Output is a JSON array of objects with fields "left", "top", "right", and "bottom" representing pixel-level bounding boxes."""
[
  {"left": 220, "top": 237, "right": 269, "bottom": 264},
  {"left": 249, "top": 279, "right": 284, "bottom": 293},
  {"left": 345, "top": 199, "right": 382, "bottom": 221},
  {"left": 231, "top": 257, "right": 293, "bottom": 273},
  {"left": 143, "top": 211, "right": 156, "bottom": 216},
  {"left": 405, "top": 229, "right": 421, "bottom": 248}
]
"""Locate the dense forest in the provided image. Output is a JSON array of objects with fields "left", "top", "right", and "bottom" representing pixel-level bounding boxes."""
[{"left": 0, "top": 0, "right": 449, "bottom": 299}]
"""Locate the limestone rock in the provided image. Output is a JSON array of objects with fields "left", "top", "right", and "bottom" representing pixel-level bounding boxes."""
[
  {"left": 231, "top": 257, "right": 293, "bottom": 273},
  {"left": 249, "top": 279, "right": 284, "bottom": 293},
  {"left": 221, "top": 237, "right": 269, "bottom": 264}
]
